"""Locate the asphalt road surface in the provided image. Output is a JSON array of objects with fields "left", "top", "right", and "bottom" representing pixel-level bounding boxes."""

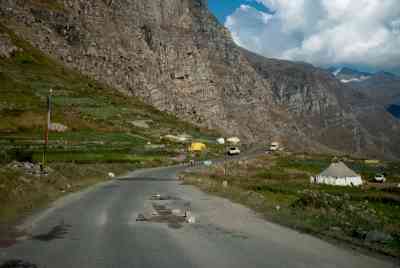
[{"left": 0, "top": 165, "right": 397, "bottom": 268}]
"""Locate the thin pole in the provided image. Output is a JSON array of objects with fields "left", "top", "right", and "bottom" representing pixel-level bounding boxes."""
[
  {"left": 224, "top": 139, "right": 227, "bottom": 177},
  {"left": 42, "top": 89, "right": 52, "bottom": 170}
]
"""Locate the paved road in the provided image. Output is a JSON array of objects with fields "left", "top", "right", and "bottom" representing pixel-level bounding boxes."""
[{"left": 0, "top": 165, "right": 397, "bottom": 268}]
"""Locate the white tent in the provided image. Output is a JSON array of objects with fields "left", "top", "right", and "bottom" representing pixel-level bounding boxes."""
[
  {"left": 311, "top": 162, "right": 363, "bottom": 186},
  {"left": 227, "top": 137, "right": 240, "bottom": 145}
]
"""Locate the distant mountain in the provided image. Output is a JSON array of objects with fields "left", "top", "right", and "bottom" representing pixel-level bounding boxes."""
[
  {"left": 329, "top": 67, "right": 400, "bottom": 118},
  {"left": 330, "top": 67, "right": 372, "bottom": 83}
]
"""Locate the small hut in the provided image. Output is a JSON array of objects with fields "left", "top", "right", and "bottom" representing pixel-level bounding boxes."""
[{"left": 311, "top": 161, "right": 362, "bottom": 186}]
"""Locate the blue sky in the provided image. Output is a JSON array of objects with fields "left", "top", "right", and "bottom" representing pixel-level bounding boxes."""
[
  {"left": 207, "top": 1, "right": 400, "bottom": 75},
  {"left": 208, "top": 0, "right": 270, "bottom": 24}
]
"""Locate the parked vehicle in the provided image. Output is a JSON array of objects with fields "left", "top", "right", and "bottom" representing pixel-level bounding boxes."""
[
  {"left": 269, "top": 142, "right": 280, "bottom": 151},
  {"left": 374, "top": 174, "right": 386, "bottom": 183},
  {"left": 227, "top": 147, "right": 240, "bottom": 155}
]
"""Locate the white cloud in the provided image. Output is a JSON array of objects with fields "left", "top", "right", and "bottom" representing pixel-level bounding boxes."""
[{"left": 225, "top": 0, "right": 400, "bottom": 71}]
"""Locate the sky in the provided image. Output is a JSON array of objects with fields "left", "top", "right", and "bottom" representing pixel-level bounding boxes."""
[{"left": 208, "top": 0, "right": 400, "bottom": 74}]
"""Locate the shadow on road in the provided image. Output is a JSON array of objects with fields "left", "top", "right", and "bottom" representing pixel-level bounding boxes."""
[
  {"left": 0, "top": 260, "right": 38, "bottom": 268},
  {"left": 31, "top": 223, "right": 71, "bottom": 242}
]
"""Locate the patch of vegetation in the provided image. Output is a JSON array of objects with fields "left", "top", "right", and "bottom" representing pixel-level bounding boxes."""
[
  {"left": 276, "top": 157, "right": 330, "bottom": 174},
  {"left": 0, "top": 24, "right": 220, "bottom": 164},
  {"left": 31, "top": 151, "right": 165, "bottom": 164},
  {"left": 184, "top": 154, "right": 400, "bottom": 258}
]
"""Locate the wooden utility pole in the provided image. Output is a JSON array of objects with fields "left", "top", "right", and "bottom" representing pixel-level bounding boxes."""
[
  {"left": 224, "top": 140, "right": 228, "bottom": 177},
  {"left": 42, "top": 89, "right": 52, "bottom": 171}
]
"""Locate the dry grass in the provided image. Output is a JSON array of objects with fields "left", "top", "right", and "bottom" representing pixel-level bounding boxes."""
[{"left": 0, "top": 163, "right": 132, "bottom": 229}]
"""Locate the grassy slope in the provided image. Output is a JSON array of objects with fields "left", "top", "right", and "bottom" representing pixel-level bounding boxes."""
[
  {"left": 184, "top": 153, "right": 400, "bottom": 258},
  {"left": 0, "top": 24, "right": 220, "bottom": 162}
]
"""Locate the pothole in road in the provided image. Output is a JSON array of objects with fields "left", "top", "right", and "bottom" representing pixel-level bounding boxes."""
[
  {"left": 149, "top": 194, "right": 181, "bottom": 201},
  {"left": 136, "top": 194, "right": 195, "bottom": 229}
]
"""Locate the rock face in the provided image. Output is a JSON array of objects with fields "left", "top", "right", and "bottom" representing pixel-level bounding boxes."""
[
  {"left": 0, "top": 32, "right": 19, "bottom": 57},
  {"left": 351, "top": 72, "right": 400, "bottom": 107},
  {"left": 242, "top": 49, "right": 400, "bottom": 158},
  {"left": 330, "top": 67, "right": 400, "bottom": 115},
  {"left": 1, "top": 0, "right": 400, "bottom": 157}
]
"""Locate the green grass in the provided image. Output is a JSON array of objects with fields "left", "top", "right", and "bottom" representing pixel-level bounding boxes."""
[
  {"left": 184, "top": 154, "right": 400, "bottom": 257},
  {"left": 276, "top": 157, "right": 330, "bottom": 174},
  {"left": 32, "top": 151, "right": 164, "bottom": 163}
]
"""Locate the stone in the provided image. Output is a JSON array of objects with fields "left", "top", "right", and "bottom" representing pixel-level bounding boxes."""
[
  {"left": 365, "top": 230, "right": 393, "bottom": 243},
  {"left": 136, "top": 213, "right": 147, "bottom": 221},
  {"left": 49, "top": 123, "right": 68, "bottom": 132},
  {"left": 130, "top": 120, "right": 151, "bottom": 129},
  {"left": 222, "top": 180, "right": 228, "bottom": 188},
  {"left": 186, "top": 216, "right": 196, "bottom": 224},
  {"left": 330, "top": 226, "right": 342, "bottom": 232},
  {"left": 0, "top": 33, "right": 19, "bottom": 58},
  {"left": 23, "top": 162, "right": 34, "bottom": 169},
  {"left": 171, "top": 209, "right": 182, "bottom": 216}
]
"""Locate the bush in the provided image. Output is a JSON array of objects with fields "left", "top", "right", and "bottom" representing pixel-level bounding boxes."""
[
  {"left": 0, "top": 149, "right": 11, "bottom": 163},
  {"left": 0, "top": 148, "right": 34, "bottom": 163}
]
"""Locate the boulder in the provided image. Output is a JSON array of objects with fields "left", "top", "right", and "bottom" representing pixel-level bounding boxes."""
[
  {"left": 130, "top": 120, "right": 152, "bottom": 129},
  {"left": 0, "top": 33, "right": 19, "bottom": 58},
  {"left": 49, "top": 123, "right": 68, "bottom": 132},
  {"left": 365, "top": 230, "right": 393, "bottom": 243}
]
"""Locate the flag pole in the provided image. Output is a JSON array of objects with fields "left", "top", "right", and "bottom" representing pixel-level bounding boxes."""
[{"left": 42, "top": 88, "right": 52, "bottom": 172}]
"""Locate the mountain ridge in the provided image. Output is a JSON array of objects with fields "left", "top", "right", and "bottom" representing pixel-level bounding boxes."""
[
  {"left": 1, "top": 0, "right": 400, "bottom": 158},
  {"left": 328, "top": 66, "right": 400, "bottom": 118}
]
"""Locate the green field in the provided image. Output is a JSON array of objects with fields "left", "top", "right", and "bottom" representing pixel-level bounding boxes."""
[{"left": 184, "top": 153, "right": 400, "bottom": 257}]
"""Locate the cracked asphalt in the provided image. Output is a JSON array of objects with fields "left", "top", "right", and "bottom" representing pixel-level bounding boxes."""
[{"left": 0, "top": 165, "right": 397, "bottom": 268}]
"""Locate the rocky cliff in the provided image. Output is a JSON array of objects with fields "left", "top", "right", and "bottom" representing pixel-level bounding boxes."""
[
  {"left": 242, "top": 49, "right": 400, "bottom": 158},
  {"left": 1, "top": 0, "right": 399, "bottom": 158}
]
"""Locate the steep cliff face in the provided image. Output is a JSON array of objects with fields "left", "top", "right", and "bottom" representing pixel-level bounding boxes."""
[
  {"left": 1, "top": 0, "right": 399, "bottom": 157},
  {"left": 241, "top": 49, "right": 400, "bottom": 158}
]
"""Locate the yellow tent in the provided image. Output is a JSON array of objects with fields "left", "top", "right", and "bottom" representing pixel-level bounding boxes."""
[{"left": 189, "top": 142, "right": 206, "bottom": 152}]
